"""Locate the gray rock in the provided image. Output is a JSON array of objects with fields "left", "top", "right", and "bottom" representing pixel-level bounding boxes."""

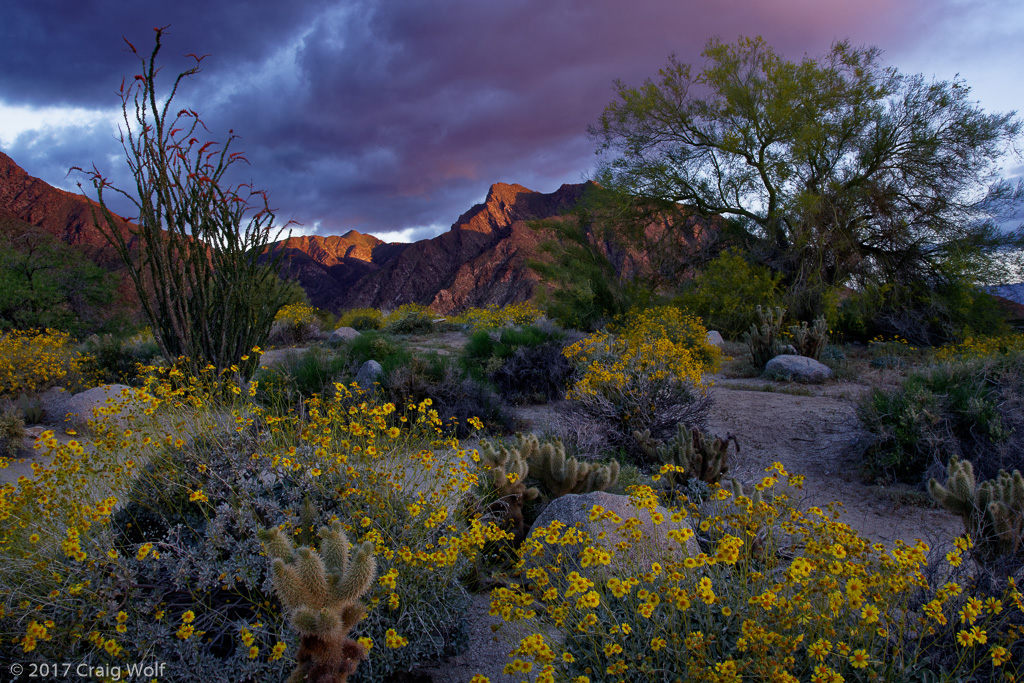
[
  {"left": 764, "top": 354, "right": 832, "bottom": 383},
  {"left": 354, "top": 360, "right": 384, "bottom": 391},
  {"left": 706, "top": 330, "right": 725, "bottom": 347},
  {"left": 37, "top": 386, "right": 73, "bottom": 425},
  {"left": 331, "top": 326, "right": 361, "bottom": 342},
  {"left": 524, "top": 491, "right": 698, "bottom": 579},
  {"left": 63, "top": 384, "right": 149, "bottom": 431}
]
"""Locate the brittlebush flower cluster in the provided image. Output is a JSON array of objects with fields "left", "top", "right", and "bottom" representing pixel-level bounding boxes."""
[
  {"left": 450, "top": 302, "right": 545, "bottom": 331},
  {"left": 0, "top": 328, "right": 92, "bottom": 396},
  {"left": 561, "top": 306, "right": 721, "bottom": 453},
  {"left": 273, "top": 302, "right": 322, "bottom": 327},
  {"left": 0, "top": 349, "right": 510, "bottom": 679},
  {"left": 486, "top": 463, "right": 1024, "bottom": 682},
  {"left": 935, "top": 333, "right": 1024, "bottom": 362}
]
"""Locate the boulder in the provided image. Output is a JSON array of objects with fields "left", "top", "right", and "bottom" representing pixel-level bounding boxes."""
[
  {"left": 37, "top": 386, "right": 73, "bottom": 425},
  {"left": 706, "top": 330, "right": 725, "bottom": 347},
  {"left": 354, "top": 360, "right": 384, "bottom": 391},
  {"left": 522, "top": 491, "right": 698, "bottom": 579},
  {"left": 62, "top": 384, "right": 151, "bottom": 432},
  {"left": 331, "top": 326, "right": 361, "bottom": 342},
  {"left": 764, "top": 354, "right": 832, "bottom": 383}
]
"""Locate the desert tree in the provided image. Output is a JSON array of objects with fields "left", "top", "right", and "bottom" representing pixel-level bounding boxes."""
[
  {"left": 75, "top": 27, "right": 292, "bottom": 376},
  {"left": 592, "top": 36, "right": 1024, "bottom": 324}
]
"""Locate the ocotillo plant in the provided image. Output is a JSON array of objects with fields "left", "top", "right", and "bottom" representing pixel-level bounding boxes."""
[
  {"left": 258, "top": 521, "right": 377, "bottom": 683},
  {"left": 929, "top": 456, "right": 1024, "bottom": 561},
  {"left": 74, "top": 27, "right": 293, "bottom": 378},
  {"left": 634, "top": 423, "right": 737, "bottom": 488}
]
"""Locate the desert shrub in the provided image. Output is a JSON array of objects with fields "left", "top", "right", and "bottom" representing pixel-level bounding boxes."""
[
  {"left": 254, "top": 346, "right": 354, "bottom": 406},
  {"left": 449, "top": 302, "right": 544, "bottom": 331},
  {"left": 383, "top": 303, "right": 436, "bottom": 335},
  {"left": 490, "top": 463, "right": 1024, "bottom": 682},
  {"left": 338, "top": 308, "right": 385, "bottom": 331},
  {"left": 347, "top": 332, "right": 413, "bottom": 375},
  {"left": 0, "top": 364, "right": 509, "bottom": 680},
  {"left": 0, "top": 328, "right": 92, "bottom": 396},
  {"left": 383, "top": 354, "right": 514, "bottom": 438},
  {"left": 268, "top": 302, "right": 328, "bottom": 346},
  {"left": 78, "top": 329, "right": 162, "bottom": 385},
  {"left": 674, "top": 249, "right": 782, "bottom": 340},
  {"left": 0, "top": 407, "right": 25, "bottom": 458},
  {"left": 859, "top": 350, "right": 1024, "bottom": 484},
  {"left": 562, "top": 306, "right": 719, "bottom": 459},
  {"left": 462, "top": 325, "right": 573, "bottom": 403},
  {"left": 491, "top": 341, "right": 575, "bottom": 404}
]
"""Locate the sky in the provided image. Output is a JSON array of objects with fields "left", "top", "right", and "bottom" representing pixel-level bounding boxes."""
[{"left": 1, "top": 0, "right": 1022, "bottom": 243}]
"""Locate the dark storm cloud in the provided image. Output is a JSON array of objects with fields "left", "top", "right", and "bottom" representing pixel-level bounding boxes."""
[{"left": 1, "top": 0, "right": 1019, "bottom": 238}]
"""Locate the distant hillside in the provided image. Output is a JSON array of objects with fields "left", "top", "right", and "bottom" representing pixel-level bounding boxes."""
[
  {"left": 269, "top": 181, "right": 714, "bottom": 315},
  {"left": 0, "top": 149, "right": 715, "bottom": 322}
]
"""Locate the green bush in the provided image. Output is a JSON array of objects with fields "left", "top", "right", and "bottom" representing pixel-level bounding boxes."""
[
  {"left": 859, "top": 353, "right": 1024, "bottom": 484},
  {"left": 383, "top": 304, "right": 436, "bottom": 335},
  {"left": 347, "top": 332, "right": 413, "bottom": 375},
  {"left": 383, "top": 353, "right": 515, "bottom": 438},
  {"left": 674, "top": 249, "right": 781, "bottom": 340},
  {"left": 254, "top": 347, "right": 354, "bottom": 406},
  {"left": 78, "top": 330, "right": 161, "bottom": 385},
  {"left": 338, "top": 308, "right": 384, "bottom": 331}
]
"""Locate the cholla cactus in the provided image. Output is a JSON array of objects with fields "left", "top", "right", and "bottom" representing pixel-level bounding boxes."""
[
  {"left": 744, "top": 305, "right": 786, "bottom": 368},
  {"left": 635, "top": 424, "right": 736, "bottom": 488},
  {"left": 258, "top": 521, "right": 377, "bottom": 683},
  {"left": 479, "top": 440, "right": 540, "bottom": 544},
  {"left": 929, "top": 457, "right": 1024, "bottom": 560},
  {"left": 790, "top": 316, "right": 829, "bottom": 360},
  {"left": 517, "top": 433, "right": 619, "bottom": 498},
  {"left": 17, "top": 393, "right": 44, "bottom": 424}
]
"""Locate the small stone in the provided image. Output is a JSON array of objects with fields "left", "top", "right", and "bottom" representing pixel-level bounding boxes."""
[
  {"left": 354, "top": 360, "right": 384, "bottom": 391},
  {"left": 331, "top": 326, "right": 361, "bottom": 342}
]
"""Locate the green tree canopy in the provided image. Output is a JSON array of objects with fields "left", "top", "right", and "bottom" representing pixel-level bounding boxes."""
[{"left": 592, "top": 36, "right": 1024, "bottom": 315}]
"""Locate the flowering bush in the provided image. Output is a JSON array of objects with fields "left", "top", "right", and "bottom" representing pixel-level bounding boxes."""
[
  {"left": 450, "top": 302, "right": 545, "bottom": 331},
  {"left": 383, "top": 304, "right": 437, "bottom": 335},
  {"left": 268, "top": 302, "right": 331, "bottom": 346},
  {"left": 489, "top": 464, "right": 1024, "bottom": 682},
  {"left": 0, "top": 358, "right": 509, "bottom": 680},
  {"left": 562, "top": 306, "right": 720, "bottom": 458},
  {"left": 0, "top": 328, "right": 91, "bottom": 396}
]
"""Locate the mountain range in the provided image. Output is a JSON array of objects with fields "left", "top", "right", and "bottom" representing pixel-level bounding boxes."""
[{"left": 0, "top": 149, "right": 708, "bottom": 318}]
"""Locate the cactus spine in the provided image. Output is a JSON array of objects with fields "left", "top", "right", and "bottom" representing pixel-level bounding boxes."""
[
  {"left": 929, "top": 456, "right": 1024, "bottom": 560},
  {"left": 258, "top": 521, "right": 377, "bottom": 683},
  {"left": 634, "top": 424, "right": 736, "bottom": 488},
  {"left": 744, "top": 305, "right": 786, "bottom": 368}
]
